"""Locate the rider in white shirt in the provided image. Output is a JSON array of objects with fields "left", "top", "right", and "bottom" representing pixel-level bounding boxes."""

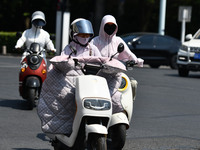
[{"left": 15, "top": 11, "right": 56, "bottom": 63}]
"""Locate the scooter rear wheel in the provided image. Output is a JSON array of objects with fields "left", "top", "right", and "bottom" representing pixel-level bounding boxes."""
[{"left": 88, "top": 133, "right": 107, "bottom": 150}]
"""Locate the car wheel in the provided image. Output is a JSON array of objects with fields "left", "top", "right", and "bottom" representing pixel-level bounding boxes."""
[
  {"left": 170, "top": 55, "right": 178, "bottom": 69},
  {"left": 178, "top": 68, "right": 189, "bottom": 77},
  {"left": 149, "top": 64, "right": 160, "bottom": 68}
]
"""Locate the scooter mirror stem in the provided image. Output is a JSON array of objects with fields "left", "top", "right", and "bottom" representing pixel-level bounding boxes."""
[
  {"left": 110, "top": 52, "right": 118, "bottom": 61},
  {"left": 110, "top": 43, "right": 124, "bottom": 61},
  {"left": 68, "top": 45, "right": 77, "bottom": 58}
]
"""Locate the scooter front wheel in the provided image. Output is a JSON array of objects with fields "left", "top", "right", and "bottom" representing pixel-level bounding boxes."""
[
  {"left": 88, "top": 133, "right": 107, "bottom": 150},
  {"left": 27, "top": 88, "right": 36, "bottom": 110},
  {"left": 52, "top": 139, "right": 71, "bottom": 150},
  {"left": 108, "top": 124, "right": 126, "bottom": 150}
]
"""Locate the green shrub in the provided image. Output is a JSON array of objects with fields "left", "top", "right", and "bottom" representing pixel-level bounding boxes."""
[{"left": 0, "top": 31, "right": 22, "bottom": 54}]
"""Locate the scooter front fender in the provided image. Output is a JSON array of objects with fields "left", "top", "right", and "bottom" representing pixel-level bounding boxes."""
[
  {"left": 109, "top": 112, "right": 129, "bottom": 128},
  {"left": 26, "top": 76, "right": 40, "bottom": 87},
  {"left": 86, "top": 124, "right": 108, "bottom": 140}
]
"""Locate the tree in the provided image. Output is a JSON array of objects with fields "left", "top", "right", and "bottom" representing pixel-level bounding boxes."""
[{"left": 1, "top": 0, "right": 200, "bottom": 40}]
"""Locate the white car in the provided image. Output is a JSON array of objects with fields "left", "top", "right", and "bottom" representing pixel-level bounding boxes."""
[{"left": 177, "top": 29, "right": 200, "bottom": 76}]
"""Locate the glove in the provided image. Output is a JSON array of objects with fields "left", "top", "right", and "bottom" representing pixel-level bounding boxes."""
[
  {"left": 51, "top": 49, "right": 56, "bottom": 53},
  {"left": 137, "top": 58, "right": 144, "bottom": 67}
]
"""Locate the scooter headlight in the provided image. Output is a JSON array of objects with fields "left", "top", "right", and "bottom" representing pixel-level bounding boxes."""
[
  {"left": 30, "top": 55, "right": 40, "bottom": 64},
  {"left": 84, "top": 99, "right": 111, "bottom": 110}
]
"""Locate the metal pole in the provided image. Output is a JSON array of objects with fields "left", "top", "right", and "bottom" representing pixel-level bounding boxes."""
[
  {"left": 181, "top": 9, "right": 187, "bottom": 43},
  {"left": 55, "top": 0, "right": 70, "bottom": 55},
  {"left": 158, "top": 0, "right": 167, "bottom": 35},
  {"left": 2, "top": 46, "right": 7, "bottom": 55}
]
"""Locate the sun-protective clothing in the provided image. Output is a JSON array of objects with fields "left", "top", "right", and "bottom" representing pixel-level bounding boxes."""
[
  {"left": 15, "top": 25, "right": 55, "bottom": 52},
  {"left": 15, "top": 11, "right": 56, "bottom": 63},
  {"left": 90, "top": 15, "right": 144, "bottom": 67}
]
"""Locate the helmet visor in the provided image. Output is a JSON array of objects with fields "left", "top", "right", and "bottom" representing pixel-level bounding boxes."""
[
  {"left": 32, "top": 19, "right": 46, "bottom": 27},
  {"left": 72, "top": 20, "right": 94, "bottom": 37}
]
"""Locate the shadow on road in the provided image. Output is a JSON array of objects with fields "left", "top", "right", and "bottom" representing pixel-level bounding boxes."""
[
  {"left": 13, "top": 148, "right": 50, "bottom": 150},
  {"left": 12, "top": 134, "right": 52, "bottom": 150},
  {"left": 37, "top": 133, "right": 50, "bottom": 142},
  {"left": 0, "top": 99, "right": 33, "bottom": 110}
]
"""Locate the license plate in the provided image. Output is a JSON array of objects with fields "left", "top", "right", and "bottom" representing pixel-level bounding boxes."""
[{"left": 194, "top": 53, "right": 200, "bottom": 59}]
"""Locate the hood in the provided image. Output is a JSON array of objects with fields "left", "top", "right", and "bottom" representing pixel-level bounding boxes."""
[
  {"left": 183, "top": 39, "right": 200, "bottom": 47},
  {"left": 99, "top": 15, "right": 118, "bottom": 40}
]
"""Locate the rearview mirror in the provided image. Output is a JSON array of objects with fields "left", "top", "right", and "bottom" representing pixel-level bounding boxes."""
[
  {"left": 16, "top": 32, "right": 22, "bottom": 38},
  {"left": 185, "top": 34, "right": 192, "bottom": 41},
  {"left": 110, "top": 43, "right": 124, "bottom": 61},
  {"left": 50, "top": 34, "right": 56, "bottom": 40},
  {"left": 117, "top": 43, "right": 124, "bottom": 53}
]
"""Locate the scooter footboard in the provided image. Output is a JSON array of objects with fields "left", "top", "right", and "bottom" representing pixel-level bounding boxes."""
[{"left": 109, "top": 112, "right": 129, "bottom": 128}]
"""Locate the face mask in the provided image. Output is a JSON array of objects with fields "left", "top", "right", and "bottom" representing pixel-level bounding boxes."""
[
  {"left": 75, "top": 36, "right": 90, "bottom": 45},
  {"left": 104, "top": 23, "right": 116, "bottom": 35}
]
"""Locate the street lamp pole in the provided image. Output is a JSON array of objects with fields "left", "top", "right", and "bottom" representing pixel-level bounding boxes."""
[
  {"left": 55, "top": 0, "right": 70, "bottom": 55},
  {"left": 158, "top": 0, "right": 167, "bottom": 35}
]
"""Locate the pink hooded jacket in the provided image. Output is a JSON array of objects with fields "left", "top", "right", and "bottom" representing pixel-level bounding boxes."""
[{"left": 90, "top": 15, "right": 144, "bottom": 67}]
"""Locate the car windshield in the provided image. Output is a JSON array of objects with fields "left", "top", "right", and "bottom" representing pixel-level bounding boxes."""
[{"left": 193, "top": 30, "right": 200, "bottom": 39}]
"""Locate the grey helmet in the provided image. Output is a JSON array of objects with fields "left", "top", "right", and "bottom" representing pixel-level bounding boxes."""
[
  {"left": 70, "top": 18, "right": 94, "bottom": 41},
  {"left": 31, "top": 11, "right": 46, "bottom": 27}
]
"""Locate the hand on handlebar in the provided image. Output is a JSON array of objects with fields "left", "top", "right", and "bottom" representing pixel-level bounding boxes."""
[
  {"left": 137, "top": 58, "right": 144, "bottom": 67},
  {"left": 14, "top": 47, "right": 21, "bottom": 50},
  {"left": 126, "top": 60, "right": 136, "bottom": 67},
  {"left": 47, "top": 49, "right": 56, "bottom": 55},
  {"left": 51, "top": 49, "right": 56, "bottom": 53},
  {"left": 13, "top": 47, "right": 22, "bottom": 52}
]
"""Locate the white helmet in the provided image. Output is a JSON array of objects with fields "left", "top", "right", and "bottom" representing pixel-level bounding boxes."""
[{"left": 31, "top": 11, "right": 46, "bottom": 27}]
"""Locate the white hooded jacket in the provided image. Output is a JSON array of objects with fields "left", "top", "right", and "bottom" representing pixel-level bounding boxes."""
[
  {"left": 91, "top": 15, "right": 143, "bottom": 67},
  {"left": 15, "top": 25, "right": 56, "bottom": 51}
]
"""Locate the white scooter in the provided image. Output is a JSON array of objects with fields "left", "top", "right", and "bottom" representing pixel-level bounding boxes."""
[{"left": 45, "top": 44, "right": 136, "bottom": 150}]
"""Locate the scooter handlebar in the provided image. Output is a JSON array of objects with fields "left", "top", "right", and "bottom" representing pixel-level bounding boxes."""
[
  {"left": 125, "top": 60, "right": 137, "bottom": 70},
  {"left": 83, "top": 63, "right": 104, "bottom": 75}
]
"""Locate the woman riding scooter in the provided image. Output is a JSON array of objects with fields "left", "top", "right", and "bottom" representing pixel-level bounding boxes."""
[
  {"left": 38, "top": 18, "right": 104, "bottom": 149},
  {"left": 16, "top": 11, "right": 56, "bottom": 109},
  {"left": 38, "top": 18, "right": 101, "bottom": 134},
  {"left": 90, "top": 14, "right": 144, "bottom": 150}
]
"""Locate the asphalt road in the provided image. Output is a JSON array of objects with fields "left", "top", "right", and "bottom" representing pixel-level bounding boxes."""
[{"left": 0, "top": 55, "right": 200, "bottom": 150}]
